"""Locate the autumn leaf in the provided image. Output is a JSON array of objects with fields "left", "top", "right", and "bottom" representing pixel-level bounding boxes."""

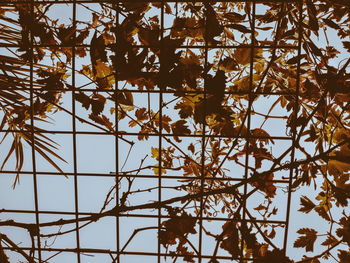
[
  {"left": 314, "top": 206, "right": 330, "bottom": 221},
  {"left": 116, "top": 92, "right": 134, "bottom": 106},
  {"left": 170, "top": 246, "right": 195, "bottom": 263},
  {"left": 315, "top": 191, "right": 332, "bottom": 212},
  {"left": 251, "top": 128, "right": 274, "bottom": 144},
  {"left": 90, "top": 32, "right": 107, "bottom": 65},
  {"left": 152, "top": 166, "right": 167, "bottom": 175},
  {"left": 91, "top": 94, "right": 106, "bottom": 115},
  {"left": 298, "top": 196, "right": 316, "bottom": 213},
  {"left": 171, "top": 120, "right": 190, "bottom": 134},
  {"left": 219, "top": 57, "right": 239, "bottom": 72},
  {"left": 94, "top": 60, "right": 113, "bottom": 79},
  {"left": 151, "top": 147, "right": 159, "bottom": 159},
  {"left": 336, "top": 216, "right": 350, "bottom": 246},
  {"left": 228, "top": 24, "right": 251, "bottom": 33},
  {"left": 135, "top": 108, "right": 148, "bottom": 121},
  {"left": 219, "top": 221, "right": 239, "bottom": 257},
  {"left": 338, "top": 250, "right": 350, "bottom": 263},
  {"left": 321, "top": 235, "right": 338, "bottom": 246},
  {"left": 183, "top": 162, "right": 200, "bottom": 177},
  {"left": 88, "top": 114, "right": 114, "bottom": 131},
  {"left": 160, "top": 208, "right": 197, "bottom": 248},
  {"left": 171, "top": 120, "right": 191, "bottom": 142},
  {"left": 294, "top": 228, "right": 318, "bottom": 252},
  {"left": 75, "top": 92, "right": 91, "bottom": 110},
  {"left": 234, "top": 48, "right": 262, "bottom": 66},
  {"left": 250, "top": 173, "right": 277, "bottom": 198}
]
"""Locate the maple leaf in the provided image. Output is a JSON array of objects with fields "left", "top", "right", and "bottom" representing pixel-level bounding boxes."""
[
  {"left": 175, "top": 100, "right": 194, "bottom": 119},
  {"left": 206, "top": 70, "right": 226, "bottom": 99},
  {"left": 294, "top": 228, "right": 318, "bottom": 252},
  {"left": 314, "top": 206, "right": 330, "bottom": 221},
  {"left": 153, "top": 114, "right": 172, "bottom": 132},
  {"left": 251, "top": 146, "right": 274, "bottom": 169},
  {"left": 160, "top": 209, "right": 197, "bottom": 248},
  {"left": 336, "top": 216, "right": 350, "bottom": 246},
  {"left": 171, "top": 120, "right": 191, "bottom": 142},
  {"left": 298, "top": 196, "right": 316, "bottom": 213},
  {"left": 88, "top": 114, "right": 114, "bottom": 131},
  {"left": 321, "top": 235, "right": 338, "bottom": 246},
  {"left": 151, "top": 147, "right": 159, "bottom": 159},
  {"left": 135, "top": 108, "right": 148, "bottom": 121}
]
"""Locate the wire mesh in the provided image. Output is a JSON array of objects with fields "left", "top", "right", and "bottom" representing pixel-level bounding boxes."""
[{"left": 0, "top": 1, "right": 304, "bottom": 262}]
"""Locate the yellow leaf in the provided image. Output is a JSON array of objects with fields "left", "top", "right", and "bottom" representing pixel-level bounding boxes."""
[
  {"left": 80, "top": 65, "right": 93, "bottom": 78},
  {"left": 234, "top": 48, "right": 262, "bottom": 65},
  {"left": 151, "top": 147, "right": 159, "bottom": 158},
  {"left": 254, "top": 61, "right": 265, "bottom": 73},
  {"left": 95, "top": 60, "right": 113, "bottom": 79},
  {"left": 234, "top": 75, "right": 250, "bottom": 91},
  {"left": 234, "top": 48, "right": 251, "bottom": 65},
  {"left": 152, "top": 167, "right": 166, "bottom": 175},
  {"left": 315, "top": 192, "right": 332, "bottom": 211}
]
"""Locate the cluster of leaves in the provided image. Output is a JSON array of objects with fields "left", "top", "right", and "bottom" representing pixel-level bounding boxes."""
[
  {"left": 159, "top": 208, "right": 197, "bottom": 262},
  {"left": 0, "top": 1, "right": 349, "bottom": 263}
]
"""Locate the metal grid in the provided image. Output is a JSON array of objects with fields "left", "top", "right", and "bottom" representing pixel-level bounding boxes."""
[{"left": 0, "top": 1, "right": 304, "bottom": 262}]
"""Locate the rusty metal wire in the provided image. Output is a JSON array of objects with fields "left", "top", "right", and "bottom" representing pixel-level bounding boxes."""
[{"left": 0, "top": 1, "right": 303, "bottom": 262}]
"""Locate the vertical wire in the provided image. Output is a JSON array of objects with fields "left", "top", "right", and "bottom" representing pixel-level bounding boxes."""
[
  {"left": 114, "top": 2, "right": 121, "bottom": 262},
  {"left": 241, "top": 0, "right": 256, "bottom": 260},
  {"left": 72, "top": 1, "right": 81, "bottom": 262},
  {"left": 283, "top": 0, "right": 303, "bottom": 253},
  {"left": 158, "top": 1, "right": 165, "bottom": 262},
  {"left": 199, "top": 3, "right": 210, "bottom": 263},
  {"left": 29, "top": 1, "right": 42, "bottom": 261}
]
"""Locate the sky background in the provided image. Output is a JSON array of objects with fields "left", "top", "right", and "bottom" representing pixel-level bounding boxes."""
[{"left": 0, "top": 2, "right": 348, "bottom": 263}]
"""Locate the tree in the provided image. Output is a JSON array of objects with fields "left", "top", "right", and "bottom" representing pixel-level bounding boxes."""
[{"left": 0, "top": 1, "right": 349, "bottom": 262}]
